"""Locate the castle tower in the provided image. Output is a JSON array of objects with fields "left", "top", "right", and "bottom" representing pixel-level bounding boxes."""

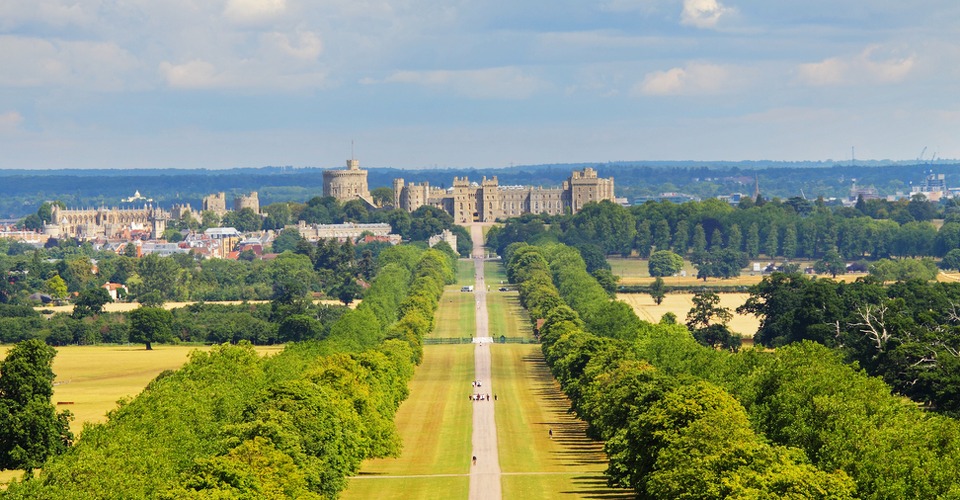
[{"left": 323, "top": 158, "right": 371, "bottom": 203}]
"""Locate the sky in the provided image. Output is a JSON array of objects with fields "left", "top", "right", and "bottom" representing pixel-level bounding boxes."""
[{"left": 1, "top": 0, "right": 959, "bottom": 169}]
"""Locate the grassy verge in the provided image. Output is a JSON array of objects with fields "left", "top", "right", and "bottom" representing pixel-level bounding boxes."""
[
  {"left": 485, "top": 288, "right": 532, "bottom": 340},
  {"left": 492, "top": 343, "right": 632, "bottom": 499},
  {"left": 429, "top": 285, "right": 477, "bottom": 340},
  {"left": 457, "top": 259, "right": 475, "bottom": 286},
  {"left": 341, "top": 345, "right": 474, "bottom": 499}
]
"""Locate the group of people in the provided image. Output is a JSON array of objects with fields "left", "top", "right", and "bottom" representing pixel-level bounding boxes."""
[{"left": 470, "top": 380, "right": 496, "bottom": 401}]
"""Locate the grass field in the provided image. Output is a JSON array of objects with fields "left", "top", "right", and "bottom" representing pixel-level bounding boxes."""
[
  {"left": 493, "top": 344, "right": 632, "bottom": 499},
  {"left": 486, "top": 289, "right": 532, "bottom": 340},
  {"left": 617, "top": 292, "right": 761, "bottom": 338},
  {"left": 458, "top": 259, "right": 476, "bottom": 286},
  {"left": 342, "top": 345, "right": 474, "bottom": 499},
  {"left": 430, "top": 285, "right": 477, "bottom": 340}
]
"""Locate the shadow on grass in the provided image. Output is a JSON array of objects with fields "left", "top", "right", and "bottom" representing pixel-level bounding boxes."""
[
  {"left": 521, "top": 352, "right": 612, "bottom": 468},
  {"left": 567, "top": 474, "right": 635, "bottom": 499}
]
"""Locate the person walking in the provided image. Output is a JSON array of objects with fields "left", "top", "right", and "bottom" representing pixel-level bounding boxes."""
[{"left": 549, "top": 428, "right": 553, "bottom": 439}]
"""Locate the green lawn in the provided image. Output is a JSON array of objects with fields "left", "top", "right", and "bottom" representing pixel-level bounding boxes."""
[
  {"left": 486, "top": 289, "right": 532, "bottom": 340},
  {"left": 429, "top": 285, "right": 477, "bottom": 340},
  {"left": 457, "top": 259, "right": 475, "bottom": 285},
  {"left": 341, "top": 344, "right": 474, "bottom": 499},
  {"left": 492, "top": 344, "right": 632, "bottom": 498}
]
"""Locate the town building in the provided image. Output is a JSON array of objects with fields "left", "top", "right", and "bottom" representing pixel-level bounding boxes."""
[
  {"left": 290, "top": 221, "right": 400, "bottom": 244},
  {"left": 911, "top": 172, "right": 951, "bottom": 202}
]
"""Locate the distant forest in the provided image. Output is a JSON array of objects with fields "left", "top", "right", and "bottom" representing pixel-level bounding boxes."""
[{"left": 1, "top": 161, "right": 958, "bottom": 218}]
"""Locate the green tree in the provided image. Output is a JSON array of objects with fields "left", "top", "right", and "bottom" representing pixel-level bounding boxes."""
[
  {"left": 136, "top": 253, "right": 180, "bottom": 301},
  {"left": 745, "top": 223, "right": 760, "bottom": 258},
  {"left": 370, "top": 187, "right": 395, "bottom": 207},
  {"left": 763, "top": 224, "right": 779, "bottom": 257},
  {"left": 652, "top": 220, "right": 671, "bottom": 253},
  {"left": 648, "top": 250, "right": 684, "bottom": 278},
  {"left": 649, "top": 277, "right": 667, "bottom": 305},
  {"left": 44, "top": 275, "right": 67, "bottom": 301},
  {"left": 691, "top": 224, "right": 707, "bottom": 255},
  {"left": 72, "top": 288, "right": 112, "bottom": 319},
  {"left": 128, "top": 306, "right": 174, "bottom": 350},
  {"left": 726, "top": 224, "right": 742, "bottom": 252},
  {"left": 0, "top": 339, "right": 74, "bottom": 472},
  {"left": 941, "top": 248, "right": 960, "bottom": 271},
  {"left": 814, "top": 249, "right": 846, "bottom": 278},
  {"left": 222, "top": 207, "right": 262, "bottom": 232}
]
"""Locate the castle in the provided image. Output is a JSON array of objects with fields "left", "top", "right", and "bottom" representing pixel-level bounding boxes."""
[{"left": 393, "top": 168, "right": 615, "bottom": 223}]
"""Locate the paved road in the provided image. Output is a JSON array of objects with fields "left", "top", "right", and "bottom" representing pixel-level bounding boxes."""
[{"left": 469, "top": 224, "right": 502, "bottom": 500}]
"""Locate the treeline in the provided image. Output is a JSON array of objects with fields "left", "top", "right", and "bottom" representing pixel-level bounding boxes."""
[
  {"left": 508, "top": 242, "right": 960, "bottom": 499},
  {"left": 488, "top": 196, "right": 960, "bottom": 263},
  {"left": 0, "top": 237, "right": 389, "bottom": 305},
  {"left": 1, "top": 245, "right": 455, "bottom": 498},
  {"left": 740, "top": 273, "right": 960, "bottom": 417}
]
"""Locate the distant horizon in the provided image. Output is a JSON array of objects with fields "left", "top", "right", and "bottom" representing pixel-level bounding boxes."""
[{"left": 2, "top": 157, "right": 959, "bottom": 173}]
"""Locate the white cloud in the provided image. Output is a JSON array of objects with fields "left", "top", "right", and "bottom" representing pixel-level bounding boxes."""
[
  {"left": 634, "top": 62, "right": 737, "bottom": 95},
  {"left": 379, "top": 67, "right": 544, "bottom": 100},
  {"left": 262, "top": 31, "right": 323, "bottom": 60},
  {"left": 0, "top": 111, "right": 23, "bottom": 133},
  {"left": 681, "top": 0, "right": 731, "bottom": 28},
  {"left": 0, "top": 35, "right": 139, "bottom": 89},
  {"left": 223, "top": 0, "right": 287, "bottom": 25},
  {"left": 798, "top": 45, "right": 916, "bottom": 86},
  {"left": 159, "top": 60, "right": 222, "bottom": 89}
]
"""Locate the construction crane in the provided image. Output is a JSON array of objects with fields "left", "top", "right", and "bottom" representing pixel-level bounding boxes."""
[{"left": 918, "top": 146, "right": 927, "bottom": 162}]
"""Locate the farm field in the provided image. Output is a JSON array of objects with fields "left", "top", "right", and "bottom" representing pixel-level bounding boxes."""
[
  {"left": 618, "top": 292, "right": 761, "bottom": 339},
  {"left": 608, "top": 256, "right": 870, "bottom": 286}
]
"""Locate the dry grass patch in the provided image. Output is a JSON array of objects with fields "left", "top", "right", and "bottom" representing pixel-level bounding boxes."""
[
  {"left": 1, "top": 344, "right": 283, "bottom": 437},
  {"left": 618, "top": 293, "right": 761, "bottom": 338}
]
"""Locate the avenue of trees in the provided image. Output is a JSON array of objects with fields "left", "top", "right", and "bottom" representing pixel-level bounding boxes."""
[
  {"left": 507, "top": 242, "right": 960, "bottom": 499},
  {"left": 1, "top": 244, "right": 455, "bottom": 498}
]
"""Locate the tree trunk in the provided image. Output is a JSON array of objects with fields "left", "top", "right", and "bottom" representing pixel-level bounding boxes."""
[{"left": 145, "top": 341, "right": 152, "bottom": 350}]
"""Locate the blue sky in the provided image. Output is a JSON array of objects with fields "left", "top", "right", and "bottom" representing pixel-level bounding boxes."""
[{"left": 1, "top": 0, "right": 958, "bottom": 169}]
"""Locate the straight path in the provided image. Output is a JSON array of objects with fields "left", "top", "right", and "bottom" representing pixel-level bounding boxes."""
[{"left": 469, "top": 224, "right": 502, "bottom": 500}]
